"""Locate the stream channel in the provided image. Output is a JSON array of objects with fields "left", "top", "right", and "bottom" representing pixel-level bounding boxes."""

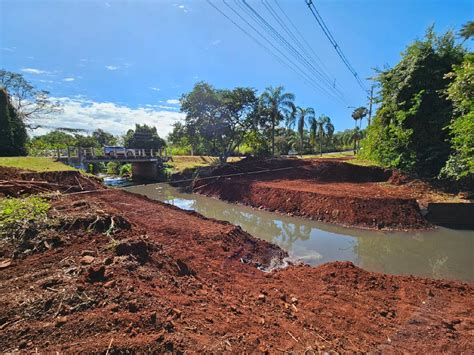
[{"left": 124, "top": 183, "right": 474, "bottom": 282}]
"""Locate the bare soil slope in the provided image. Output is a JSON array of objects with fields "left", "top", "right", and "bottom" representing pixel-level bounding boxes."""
[
  {"left": 193, "top": 158, "right": 461, "bottom": 230},
  {"left": 0, "top": 189, "right": 472, "bottom": 353}
]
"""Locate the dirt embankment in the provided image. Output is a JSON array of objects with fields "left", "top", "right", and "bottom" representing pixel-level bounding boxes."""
[
  {"left": 0, "top": 188, "right": 472, "bottom": 353},
  {"left": 192, "top": 158, "right": 459, "bottom": 230},
  {"left": 0, "top": 167, "right": 104, "bottom": 196}
]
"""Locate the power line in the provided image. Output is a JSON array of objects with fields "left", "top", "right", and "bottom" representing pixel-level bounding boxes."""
[
  {"left": 304, "top": 0, "right": 367, "bottom": 92},
  {"left": 209, "top": 0, "right": 345, "bottom": 103},
  {"left": 238, "top": 0, "right": 347, "bottom": 103},
  {"left": 272, "top": 0, "right": 332, "bottom": 78},
  {"left": 262, "top": 0, "right": 346, "bottom": 100},
  {"left": 232, "top": 0, "right": 342, "bottom": 101},
  {"left": 206, "top": 0, "right": 327, "bottom": 95}
]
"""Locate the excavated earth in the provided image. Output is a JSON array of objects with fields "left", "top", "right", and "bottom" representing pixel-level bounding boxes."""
[
  {"left": 192, "top": 158, "right": 464, "bottom": 230},
  {"left": 0, "top": 166, "right": 104, "bottom": 196},
  {"left": 0, "top": 178, "right": 472, "bottom": 352}
]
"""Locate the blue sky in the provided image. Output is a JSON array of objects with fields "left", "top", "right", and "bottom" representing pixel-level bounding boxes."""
[{"left": 1, "top": 0, "right": 472, "bottom": 137}]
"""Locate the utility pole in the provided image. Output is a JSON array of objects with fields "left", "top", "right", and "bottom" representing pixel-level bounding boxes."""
[{"left": 367, "top": 85, "right": 374, "bottom": 126}]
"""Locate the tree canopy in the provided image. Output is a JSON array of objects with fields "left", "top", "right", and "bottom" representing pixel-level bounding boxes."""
[
  {"left": 180, "top": 82, "right": 257, "bottom": 163},
  {"left": 360, "top": 26, "right": 467, "bottom": 177},
  {"left": 124, "top": 124, "right": 166, "bottom": 150}
]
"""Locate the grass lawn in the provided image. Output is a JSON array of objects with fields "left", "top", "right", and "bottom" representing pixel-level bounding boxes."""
[
  {"left": 299, "top": 151, "right": 355, "bottom": 159},
  {"left": 168, "top": 156, "right": 242, "bottom": 173},
  {"left": 0, "top": 157, "right": 76, "bottom": 172}
]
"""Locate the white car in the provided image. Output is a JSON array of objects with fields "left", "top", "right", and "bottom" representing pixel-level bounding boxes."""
[{"left": 103, "top": 146, "right": 136, "bottom": 158}]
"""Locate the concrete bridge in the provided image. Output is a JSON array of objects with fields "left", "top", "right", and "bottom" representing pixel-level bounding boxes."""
[{"left": 55, "top": 147, "right": 169, "bottom": 181}]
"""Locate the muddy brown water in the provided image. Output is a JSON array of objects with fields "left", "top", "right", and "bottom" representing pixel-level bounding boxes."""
[{"left": 124, "top": 183, "right": 474, "bottom": 282}]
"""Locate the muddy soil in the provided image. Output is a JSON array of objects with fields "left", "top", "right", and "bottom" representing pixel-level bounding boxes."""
[
  {"left": 0, "top": 188, "right": 472, "bottom": 353},
  {"left": 0, "top": 167, "right": 104, "bottom": 196},
  {"left": 193, "top": 158, "right": 464, "bottom": 230}
]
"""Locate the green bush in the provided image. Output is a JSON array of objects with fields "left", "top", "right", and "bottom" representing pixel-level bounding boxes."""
[{"left": 0, "top": 196, "right": 50, "bottom": 239}]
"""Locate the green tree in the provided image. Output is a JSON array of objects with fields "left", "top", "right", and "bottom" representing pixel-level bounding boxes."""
[
  {"left": 0, "top": 88, "right": 27, "bottom": 156},
  {"left": 259, "top": 86, "right": 295, "bottom": 156},
  {"left": 286, "top": 106, "right": 315, "bottom": 155},
  {"left": 0, "top": 70, "right": 60, "bottom": 120},
  {"left": 440, "top": 53, "right": 474, "bottom": 180},
  {"left": 351, "top": 106, "right": 368, "bottom": 129},
  {"left": 124, "top": 124, "right": 166, "bottom": 151},
  {"left": 310, "top": 114, "right": 334, "bottom": 156},
  {"left": 459, "top": 21, "right": 474, "bottom": 42},
  {"left": 92, "top": 129, "right": 116, "bottom": 146},
  {"left": 180, "top": 82, "right": 257, "bottom": 163},
  {"left": 360, "top": 27, "right": 466, "bottom": 176}
]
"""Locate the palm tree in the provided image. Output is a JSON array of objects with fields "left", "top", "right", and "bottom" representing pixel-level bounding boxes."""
[
  {"left": 259, "top": 86, "right": 295, "bottom": 156},
  {"left": 351, "top": 106, "right": 368, "bottom": 129},
  {"left": 287, "top": 106, "right": 315, "bottom": 155},
  {"left": 312, "top": 114, "right": 332, "bottom": 157}
]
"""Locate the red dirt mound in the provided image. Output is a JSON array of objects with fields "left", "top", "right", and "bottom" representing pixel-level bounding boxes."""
[
  {"left": 0, "top": 167, "right": 104, "bottom": 196},
  {"left": 194, "top": 158, "right": 429, "bottom": 230},
  {"left": 0, "top": 189, "right": 471, "bottom": 353}
]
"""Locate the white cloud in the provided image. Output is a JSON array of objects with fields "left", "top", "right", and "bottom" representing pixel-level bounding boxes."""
[
  {"left": 29, "top": 96, "right": 185, "bottom": 138},
  {"left": 105, "top": 65, "right": 119, "bottom": 71},
  {"left": 63, "top": 77, "right": 75, "bottom": 82},
  {"left": 1, "top": 47, "right": 16, "bottom": 52},
  {"left": 21, "top": 68, "right": 49, "bottom": 75},
  {"left": 166, "top": 99, "right": 180, "bottom": 105},
  {"left": 149, "top": 87, "right": 161, "bottom": 92},
  {"left": 209, "top": 39, "right": 221, "bottom": 46}
]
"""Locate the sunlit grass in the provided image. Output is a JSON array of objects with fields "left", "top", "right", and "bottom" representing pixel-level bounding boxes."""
[
  {"left": 0, "top": 157, "right": 76, "bottom": 172},
  {"left": 168, "top": 155, "right": 242, "bottom": 173}
]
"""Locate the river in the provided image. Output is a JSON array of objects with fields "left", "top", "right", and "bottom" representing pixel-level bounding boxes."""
[{"left": 124, "top": 183, "right": 474, "bottom": 282}]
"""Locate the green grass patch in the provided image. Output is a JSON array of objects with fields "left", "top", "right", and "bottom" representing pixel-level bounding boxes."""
[
  {"left": 0, "top": 196, "right": 51, "bottom": 239},
  {"left": 169, "top": 156, "right": 242, "bottom": 173},
  {"left": 0, "top": 157, "right": 76, "bottom": 172}
]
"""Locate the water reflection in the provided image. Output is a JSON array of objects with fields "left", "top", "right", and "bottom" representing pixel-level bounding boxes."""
[{"left": 125, "top": 183, "right": 474, "bottom": 282}]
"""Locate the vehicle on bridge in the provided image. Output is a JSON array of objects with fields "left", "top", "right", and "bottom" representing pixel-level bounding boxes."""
[{"left": 103, "top": 146, "right": 137, "bottom": 158}]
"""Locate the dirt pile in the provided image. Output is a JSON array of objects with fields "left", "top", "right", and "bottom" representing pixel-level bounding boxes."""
[
  {"left": 0, "top": 167, "right": 104, "bottom": 196},
  {"left": 0, "top": 189, "right": 472, "bottom": 352},
  {"left": 193, "top": 158, "right": 448, "bottom": 230}
]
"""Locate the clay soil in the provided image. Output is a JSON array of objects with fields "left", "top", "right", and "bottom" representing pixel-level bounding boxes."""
[
  {"left": 193, "top": 158, "right": 463, "bottom": 230},
  {"left": 0, "top": 186, "right": 472, "bottom": 353},
  {"left": 0, "top": 167, "right": 105, "bottom": 196}
]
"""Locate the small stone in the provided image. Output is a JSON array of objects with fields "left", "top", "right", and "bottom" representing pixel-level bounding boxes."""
[
  {"left": 0, "top": 259, "right": 12, "bottom": 269},
  {"left": 81, "top": 250, "right": 96, "bottom": 257},
  {"left": 104, "top": 280, "right": 116, "bottom": 288},
  {"left": 291, "top": 296, "right": 298, "bottom": 304},
  {"left": 258, "top": 294, "right": 266, "bottom": 301},
  {"left": 55, "top": 316, "right": 67, "bottom": 327},
  {"left": 103, "top": 257, "right": 113, "bottom": 265},
  {"left": 80, "top": 255, "right": 95, "bottom": 265}
]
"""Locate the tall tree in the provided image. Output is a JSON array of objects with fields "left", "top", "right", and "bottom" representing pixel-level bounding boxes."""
[
  {"left": 259, "top": 86, "right": 295, "bottom": 157},
  {"left": 459, "top": 21, "right": 474, "bottom": 42},
  {"left": 180, "top": 82, "right": 257, "bottom": 163},
  {"left": 0, "top": 88, "right": 27, "bottom": 156},
  {"left": 124, "top": 124, "right": 166, "bottom": 151},
  {"left": 287, "top": 106, "right": 315, "bottom": 155},
  {"left": 312, "top": 114, "right": 332, "bottom": 156},
  {"left": 92, "top": 129, "right": 116, "bottom": 146},
  {"left": 0, "top": 70, "right": 61, "bottom": 121},
  {"left": 440, "top": 53, "right": 474, "bottom": 181},
  {"left": 351, "top": 106, "right": 368, "bottom": 129},
  {"left": 360, "top": 27, "right": 466, "bottom": 176}
]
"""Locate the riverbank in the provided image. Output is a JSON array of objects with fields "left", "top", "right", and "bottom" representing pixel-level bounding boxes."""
[
  {"left": 191, "top": 157, "right": 468, "bottom": 230},
  {"left": 0, "top": 169, "right": 472, "bottom": 352}
]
